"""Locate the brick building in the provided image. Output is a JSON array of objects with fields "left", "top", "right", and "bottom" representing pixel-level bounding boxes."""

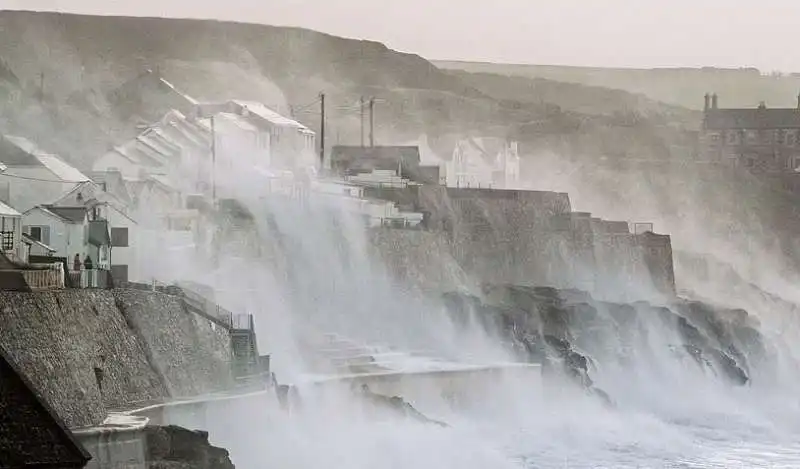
[{"left": 701, "top": 92, "right": 800, "bottom": 173}]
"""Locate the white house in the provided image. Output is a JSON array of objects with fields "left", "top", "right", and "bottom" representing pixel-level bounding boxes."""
[
  {"left": 0, "top": 135, "right": 91, "bottom": 212},
  {"left": 93, "top": 110, "right": 211, "bottom": 198},
  {"left": 446, "top": 137, "right": 521, "bottom": 189},
  {"left": 22, "top": 205, "right": 111, "bottom": 273},
  {"left": 228, "top": 100, "right": 317, "bottom": 172},
  {"left": 196, "top": 100, "right": 317, "bottom": 174},
  {"left": 0, "top": 200, "right": 24, "bottom": 262},
  {"left": 48, "top": 181, "right": 140, "bottom": 282}
]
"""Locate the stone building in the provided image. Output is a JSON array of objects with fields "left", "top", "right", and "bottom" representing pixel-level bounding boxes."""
[{"left": 701, "top": 92, "right": 800, "bottom": 172}]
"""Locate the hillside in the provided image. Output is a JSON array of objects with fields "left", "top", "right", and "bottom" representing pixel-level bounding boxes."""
[
  {"left": 434, "top": 61, "right": 800, "bottom": 111},
  {"left": 0, "top": 11, "right": 697, "bottom": 169}
]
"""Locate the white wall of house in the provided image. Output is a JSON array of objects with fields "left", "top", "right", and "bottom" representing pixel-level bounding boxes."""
[
  {"left": 22, "top": 208, "right": 86, "bottom": 262},
  {"left": 94, "top": 203, "right": 138, "bottom": 282},
  {"left": 447, "top": 143, "right": 495, "bottom": 188},
  {"left": 214, "top": 116, "right": 271, "bottom": 197}
]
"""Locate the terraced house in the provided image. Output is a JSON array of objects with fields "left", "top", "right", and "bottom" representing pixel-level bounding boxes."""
[{"left": 701, "top": 92, "right": 800, "bottom": 172}]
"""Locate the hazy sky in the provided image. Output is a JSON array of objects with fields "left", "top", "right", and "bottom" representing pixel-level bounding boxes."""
[{"left": 3, "top": 0, "right": 799, "bottom": 71}]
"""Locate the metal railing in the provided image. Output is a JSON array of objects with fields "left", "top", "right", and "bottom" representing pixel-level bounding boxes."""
[{"left": 231, "top": 313, "right": 254, "bottom": 331}]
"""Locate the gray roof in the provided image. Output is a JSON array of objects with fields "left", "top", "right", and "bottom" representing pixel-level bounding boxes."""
[
  {"left": 0, "top": 136, "right": 39, "bottom": 166},
  {"left": 330, "top": 146, "right": 421, "bottom": 175},
  {"left": 42, "top": 206, "right": 88, "bottom": 223},
  {"left": 704, "top": 108, "right": 800, "bottom": 130}
]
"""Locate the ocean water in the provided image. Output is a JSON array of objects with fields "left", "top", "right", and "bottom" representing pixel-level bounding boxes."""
[
  {"left": 179, "top": 193, "right": 800, "bottom": 469},
  {"left": 226, "top": 369, "right": 800, "bottom": 469}
]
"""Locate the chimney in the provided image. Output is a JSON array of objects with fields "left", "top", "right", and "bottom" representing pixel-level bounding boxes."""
[
  {"left": 711, "top": 93, "right": 718, "bottom": 110},
  {"left": 704, "top": 93, "right": 710, "bottom": 112}
]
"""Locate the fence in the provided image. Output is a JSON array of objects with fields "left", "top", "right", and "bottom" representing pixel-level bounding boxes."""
[
  {"left": 22, "top": 263, "right": 65, "bottom": 290},
  {"left": 181, "top": 288, "right": 235, "bottom": 327},
  {"left": 67, "top": 269, "right": 110, "bottom": 289},
  {"left": 117, "top": 281, "right": 238, "bottom": 329}
]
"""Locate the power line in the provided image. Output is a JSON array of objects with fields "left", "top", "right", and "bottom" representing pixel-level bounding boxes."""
[
  {"left": 0, "top": 172, "right": 89, "bottom": 184},
  {"left": 291, "top": 97, "right": 322, "bottom": 115}
]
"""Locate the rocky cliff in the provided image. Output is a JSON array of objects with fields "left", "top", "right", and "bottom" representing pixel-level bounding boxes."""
[
  {"left": 145, "top": 426, "right": 234, "bottom": 469},
  {"left": 0, "top": 289, "right": 233, "bottom": 428},
  {"left": 443, "top": 285, "right": 766, "bottom": 399}
]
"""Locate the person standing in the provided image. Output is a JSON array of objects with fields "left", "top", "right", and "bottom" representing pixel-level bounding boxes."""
[
  {"left": 83, "top": 255, "right": 94, "bottom": 288},
  {"left": 73, "top": 254, "right": 81, "bottom": 272}
]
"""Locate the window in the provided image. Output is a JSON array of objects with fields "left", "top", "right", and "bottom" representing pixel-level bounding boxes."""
[
  {"left": 26, "top": 225, "right": 51, "bottom": 245},
  {"left": 111, "top": 227, "right": 129, "bottom": 247},
  {"left": 1, "top": 231, "right": 12, "bottom": 251},
  {"left": 777, "top": 130, "right": 785, "bottom": 145}
]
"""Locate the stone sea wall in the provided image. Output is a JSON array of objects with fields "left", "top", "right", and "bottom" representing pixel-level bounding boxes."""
[
  {"left": 0, "top": 289, "right": 234, "bottom": 428},
  {"left": 367, "top": 186, "right": 676, "bottom": 300},
  {"left": 366, "top": 228, "right": 469, "bottom": 293}
]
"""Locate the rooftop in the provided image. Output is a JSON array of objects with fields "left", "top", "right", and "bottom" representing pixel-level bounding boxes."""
[
  {"left": 230, "top": 99, "right": 313, "bottom": 132},
  {"left": 704, "top": 107, "right": 800, "bottom": 130},
  {"left": 0, "top": 136, "right": 89, "bottom": 182},
  {"left": 331, "top": 146, "right": 421, "bottom": 174},
  {"left": 38, "top": 205, "right": 88, "bottom": 223},
  {"left": 0, "top": 200, "right": 21, "bottom": 217}
]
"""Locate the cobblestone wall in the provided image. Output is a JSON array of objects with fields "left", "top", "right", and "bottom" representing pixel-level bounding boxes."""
[{"left": 0, "top": 289, "right": 234, "bottom": 428}]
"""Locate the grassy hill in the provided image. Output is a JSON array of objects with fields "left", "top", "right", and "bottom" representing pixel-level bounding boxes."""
[
  {"left": 434, "top": 60, "right": 800, "bottom": 111},
  {"left": 0, "top": 10, "right": 698, "bottom": 169}
]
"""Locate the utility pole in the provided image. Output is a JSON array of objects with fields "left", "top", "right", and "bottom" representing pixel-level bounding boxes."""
[
  {"left": 369, "top": 97, "right": 375, "bottom": 147},
  {"left": 39, "top": 72, "right": 44, "bottom": 102},
  {"left": 319, "top": 92, "right": 326, "bottom": 171},
  {"left": 359, "top": 96, "right": 365, "bottom": 147}
]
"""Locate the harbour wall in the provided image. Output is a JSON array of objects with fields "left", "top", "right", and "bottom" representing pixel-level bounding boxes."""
[{"left": 0, "top": 289, "right": 234, "bottom": 428}]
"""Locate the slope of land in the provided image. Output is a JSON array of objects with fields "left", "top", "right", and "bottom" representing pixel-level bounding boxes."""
[
  {"left": 434, "top": 61, "right": 800, "bottom": 111},
  {"left": 0, "top": 11, "right": 697, "bottom": 168}
]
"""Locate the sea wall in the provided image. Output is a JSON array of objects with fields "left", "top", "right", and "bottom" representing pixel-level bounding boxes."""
[
  {"left": 367, "top": 227, "right": 469, "bottom": 293},
  {"left": 0, "top": 289, "right": 234, "bottom": 428},
  {"left": 367, "top": 185, "right": 675, "bottom": 299},
  {"left": 113, "top": 290, "right": 234, "bottom": 399}
]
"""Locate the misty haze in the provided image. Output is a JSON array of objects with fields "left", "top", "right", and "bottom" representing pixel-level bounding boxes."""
[{"left": 0, "top": 3, "right": 799, "bottom": 469}]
